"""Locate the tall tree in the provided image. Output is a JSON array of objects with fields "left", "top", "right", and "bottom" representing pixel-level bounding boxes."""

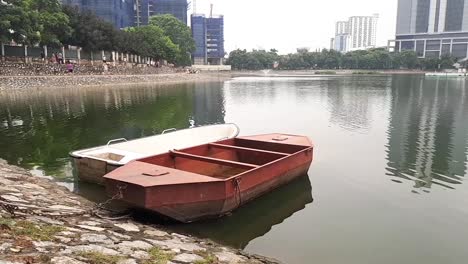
[
  {"left": 125, "top": 25, "right": 179, "bottom": 62},
  {"left": 149, "top": 15, "right": 195, "bottom": 66},
  {"left": 27, "top": 0, "right": 71, "bottom": 46},
  {"left": 63, "top": 6, "right": 118, "bottom": 51},
  {"left": 0, "top": 0, "right": 40, "bottom": 44}
]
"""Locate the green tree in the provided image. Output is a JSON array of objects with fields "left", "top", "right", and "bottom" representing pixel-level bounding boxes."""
[
  {"left": 27, "top": 0, "right": 71, "bottom": 46},
  {"left": 149, "top": 15, "right": 195, "bottom": 66},
  {"left": 396, "top": 50, "right": 419, "bottom": 69},
  {"left": 439, "top": 55, "right": 456, "bottom": 69},
  {"left": 63, "top": 6, "right": 118, "bottom": 51},
  {"left": 125, "top": 25, "right": 179, "bottom": 62},
  {"left": 0, "top": 0, "right": 40, "bottom": 44}
]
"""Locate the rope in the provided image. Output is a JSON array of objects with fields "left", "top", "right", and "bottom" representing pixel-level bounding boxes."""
[
  {"left": 0, "top": 184, "right": 130, "bottom": 220},
  {"left": 234, "top": 178, "right": 242, "bottom": 207}
]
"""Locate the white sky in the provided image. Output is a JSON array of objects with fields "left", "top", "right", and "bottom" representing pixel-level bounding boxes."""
[{"left": 194, "top": 0, "right": 398, "bottom": 54}]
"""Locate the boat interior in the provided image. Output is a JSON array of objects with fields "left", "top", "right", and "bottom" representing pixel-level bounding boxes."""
[{"left": 138, "top": 138, "right": 310, "bottom": 180}]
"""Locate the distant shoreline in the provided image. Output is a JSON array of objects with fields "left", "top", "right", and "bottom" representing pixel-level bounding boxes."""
[
  {"left": 231, "top": 69, "right": 427, "bottom": 77},
  {"left": 0, "top": 72, "right": 232, "bottom": 91},
  {"left": 0, "top": 69, "right": 431, "bottom": 91}
]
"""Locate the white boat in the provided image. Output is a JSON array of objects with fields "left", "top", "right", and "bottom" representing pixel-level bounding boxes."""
[{"left": 70, "top": 124, "right": 240, "bottom": 184}]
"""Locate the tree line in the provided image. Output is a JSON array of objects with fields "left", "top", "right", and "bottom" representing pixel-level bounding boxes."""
[
  {"left": 0, "top": 0, "right": 195, "bottom": 65},
  {"left": 227, "top": 48, "right": 458, "bottom": 71}
]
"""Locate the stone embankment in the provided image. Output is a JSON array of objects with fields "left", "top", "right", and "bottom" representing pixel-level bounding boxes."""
[
  {"left": 0, "top": 73, "right": 230, "bottom": 91},
  {"left": 0, "top": 62, "right": 179, "bottom": 76},
  {"left": 0, "top": 160, "right": 279, "bottom": 264},
  {"left": 0, "top": 62, "right": 231, "bottom": 91}
]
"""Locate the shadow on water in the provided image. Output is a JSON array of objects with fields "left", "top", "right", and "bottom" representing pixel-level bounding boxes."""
[
  {"left": 385, "top": 76, "right": 468, "bottom": 192},
  {"left": 162, "top": 175, "right": 314, "bottom": 249}
]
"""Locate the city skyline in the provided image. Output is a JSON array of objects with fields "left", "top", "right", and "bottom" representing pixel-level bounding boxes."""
[
  {"left": 330, "top": 14, "right": 379, "bottom": 52},
  {"left": 60, "top": 0, "right": 397, "bottom": 54},
  {"left": 194, "top": 0, "right": 397, "bottom": 54}
]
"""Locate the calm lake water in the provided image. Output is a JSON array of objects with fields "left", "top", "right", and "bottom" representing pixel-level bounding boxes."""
[{"left": 1, "top": 75, "right": 468, "bottom": 264}]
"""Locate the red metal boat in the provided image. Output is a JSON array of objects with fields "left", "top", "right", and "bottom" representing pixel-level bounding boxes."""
[{"left": 103, "top": 133, "right": 314, "bottom": 223}]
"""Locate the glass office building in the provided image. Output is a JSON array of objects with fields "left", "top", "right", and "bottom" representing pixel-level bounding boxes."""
[
  {"left": 136, "top": 0, "right": 188, "bottom": 25},
  {"left": 395, "top": 0, "right": 468, "bottom": 59},
  {"left": 62, "top": 0, "right": 134, "bottom": 29},
  {"left": 191, "top": 14, "right": 225, "bottom": 65},
  {"left": 63, "top": 0, "right": 188, "bottom": 28}
]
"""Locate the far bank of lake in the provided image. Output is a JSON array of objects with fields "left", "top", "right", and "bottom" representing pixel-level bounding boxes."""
[{"left": 1, "top": 74, "right": 467, "bottom": 264}]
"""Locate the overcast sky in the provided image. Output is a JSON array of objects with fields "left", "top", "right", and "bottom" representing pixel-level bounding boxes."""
[{"left": 194, "top": 0, "right": 398, "bottom": 54}]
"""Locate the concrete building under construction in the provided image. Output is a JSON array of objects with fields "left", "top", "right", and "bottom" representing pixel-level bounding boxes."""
[
  {"left": 62, "top": 0, "right": 134, "bottom": 29},
  {"left": 135, "top": 0, "right": 188, "bottom": 26},
  {"left": 62, "top": 0, "right": 188, "bottom": 28},
  {"left": 191, "top": 13, "right": 225, "bottom": 65}
]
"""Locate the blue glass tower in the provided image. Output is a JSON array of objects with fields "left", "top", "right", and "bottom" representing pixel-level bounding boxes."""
[
  {"left": 191, "top": 14, "right": 224, "bottom": 65},
  {"left": 62, "top": 0, "right": 134, "bottom": 29}
]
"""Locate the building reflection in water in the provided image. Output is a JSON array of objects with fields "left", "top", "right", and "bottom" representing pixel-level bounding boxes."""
[
  {"left": 386, "top": 76, "right": 468, "bottom": 191},
  {"left": 191, "top": 82, "right": 226, "bottom": 126},
  {"left": 325, "top": 77, "right": 391, "bottom": 133},
  {"left": 0, "top": 83, "right": 226, "bottom": 187}
]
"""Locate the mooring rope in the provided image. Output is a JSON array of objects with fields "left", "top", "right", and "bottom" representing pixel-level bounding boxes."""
[
  {"left": 0, "top": 184, "right": 131, "bottom": 220},
  {"left": 234, "top": 178, "right": 242, "bottom": 207}
]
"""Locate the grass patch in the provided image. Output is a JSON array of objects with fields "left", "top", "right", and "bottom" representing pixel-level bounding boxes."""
[
  {"left": 144, "top": 247, "right": 175, "bottom": 264},
  {"left": 194, "top": 250, "right": 218, "bottom": 264},
  {"left": 352, "top": 71, "right": 380, "bottom": 75},
  {"left": 12, "top": 220, "right": 65, "bottom": 241},
  {"left": 38, "top": 255, "right": 52, "bottom": 263},
  {"left": 0, "top": 217, "right": 15, "bottom": 227},
  {"left": 77, "top": 251, "right": 124, "bottom": 264},
  {"left": 314, "top": 71, "right": 337, "bottom": 75}
]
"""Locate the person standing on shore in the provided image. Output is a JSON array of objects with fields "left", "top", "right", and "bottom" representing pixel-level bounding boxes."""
[
  {"left": 66, "top": 60, "right": 74, "bottom": 74},
  {"left": 57, "top": 52, "right": 63, "bottom": 64}
]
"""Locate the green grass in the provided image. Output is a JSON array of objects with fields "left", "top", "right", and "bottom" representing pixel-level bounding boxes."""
[
  {"left": 12, "top": 220, "right": 65, "bottom": 241},
  {"left": 194, "top": 250, "right": 218, "bottom": 264},
  {"left": 143, "top": 247, "right": 175, "bottom": 264},
  {"left": 0, "top": 217, "right": 15, "bottom": 227},
  {"left": 314, "top": 71, "right": 337, "bottom": 75},
  {"left": 352, "top": 71, "right": 380, "bottom": 75},
  {"left": 77, "top": 251, "right": 124, "bottom": 264}
]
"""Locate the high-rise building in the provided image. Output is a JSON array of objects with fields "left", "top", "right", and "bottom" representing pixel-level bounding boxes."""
[
  {"left": 330, "top": 14, "right": 379, "bottom": 52},
  {"left": 348, "top": 15, "right": 379, "bottom": 50},
  {"left": 335, "top": 21, "right": 348, "bottom": 35},
  {"left": 136, "top": 0, "right": 188, "bottom": 26},
  {"left": 62, "top": 0, "right": 188, "bottom": 29},
  {"left": 395, "top": 0, "right": 468, "bottom": 59},
  {"left": 334, "top": 34, "right": 351, "bottom": 52},
  {"left": 62, "top": 0, "right": 134, "bottom": 29},
  {"left": 191, "top": 14, "right": 225, "bottom": 65}
]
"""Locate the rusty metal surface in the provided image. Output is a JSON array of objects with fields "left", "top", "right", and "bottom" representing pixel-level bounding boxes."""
[
  {"left": 104, "top": 161, "right": 220, "bottom": 187},
  {"left": 239, "top": 133, "right": 314, "bottom": 148},
  {"left": 170, "top": 150, "right": 259, "bottom": 170},
  {"left": 103, "top": 133, "right": 314, "bottom": 222}
]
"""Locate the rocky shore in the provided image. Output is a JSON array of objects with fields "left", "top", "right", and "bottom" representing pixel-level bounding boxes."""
[
  {"left": 0, "top": 160, "right": 279, "bottom": 264},
  {"left": 0, "top": 73, "right": 231, "bottom": 91}
]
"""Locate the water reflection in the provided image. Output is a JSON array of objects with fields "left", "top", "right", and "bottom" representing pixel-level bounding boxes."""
[
  {"left": 0, "top": 83, "right": 226, "bottom": 182},
  {"left": 2, "top": 76, "right": 468, "bottom": 264},
  {"left": 386, "top": 76, "right": 468, "bottom": 191},
  {"left": 171, "top": 175, "right": 313, "bottom": 249}
]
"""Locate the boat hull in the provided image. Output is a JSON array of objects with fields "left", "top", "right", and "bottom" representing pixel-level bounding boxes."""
[
  {"left": 153, "top": 162, "right": 311, "bottom": 222},
  {"left": 72, "top": 157, "right": 120, "bottom": 185},
  {"left": 105, "top": 134, "right": 313, "bottom": 223}
]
